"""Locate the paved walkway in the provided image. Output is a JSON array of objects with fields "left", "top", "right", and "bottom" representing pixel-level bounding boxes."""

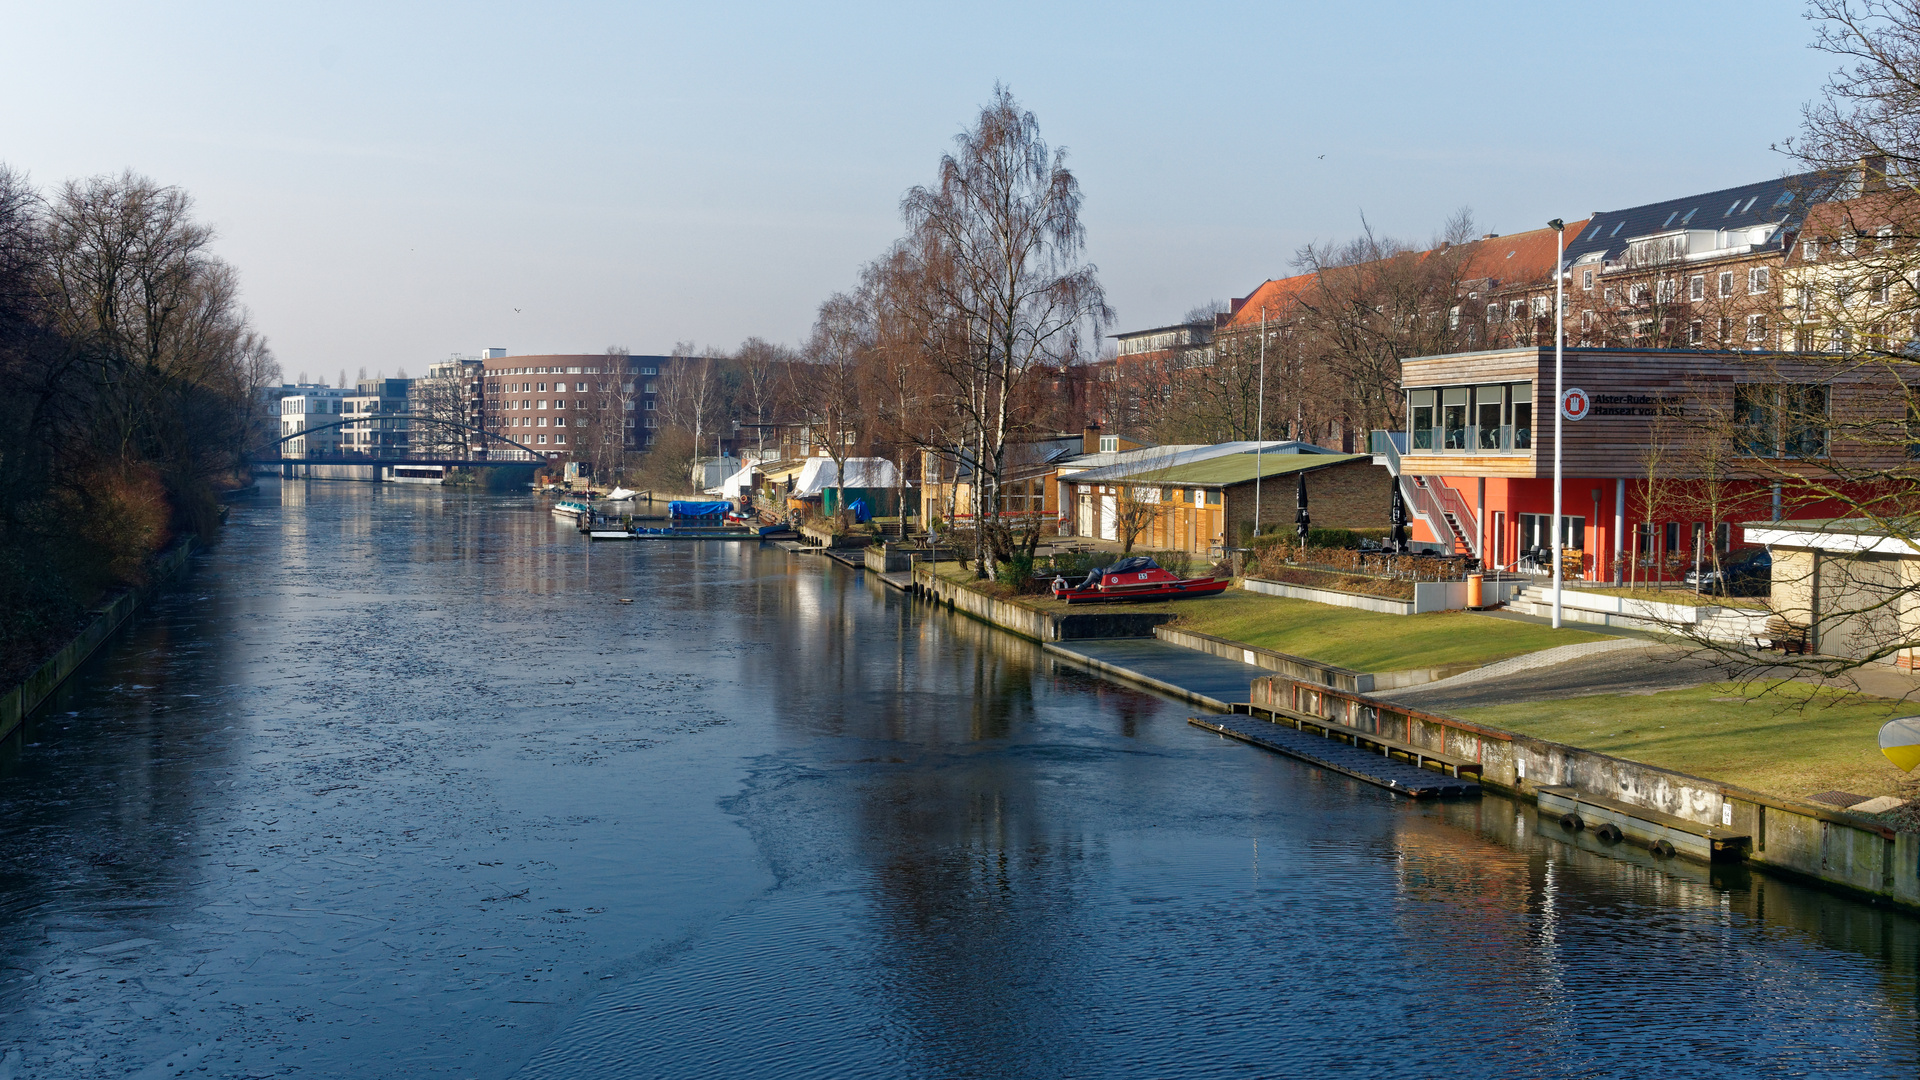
[{"left": 1044, "top": 637, "right": 1264, "bottom": 710}]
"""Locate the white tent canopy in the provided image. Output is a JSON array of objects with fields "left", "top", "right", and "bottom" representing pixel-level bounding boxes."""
[
  {"left": 716, "top": 465, "right": 758, "bottom": 499},
  {"left": 792, "top": 457, "right": 905, "bottom": 498}
]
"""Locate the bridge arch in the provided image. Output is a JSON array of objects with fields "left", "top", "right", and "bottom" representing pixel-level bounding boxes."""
[{"left": 252, "top": 414, "right": 556, "bottom": 462}]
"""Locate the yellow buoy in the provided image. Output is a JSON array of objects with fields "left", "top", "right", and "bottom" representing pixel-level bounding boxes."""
[{"left": 1879, "top": 717, "right": 1920, "bottom": 772}]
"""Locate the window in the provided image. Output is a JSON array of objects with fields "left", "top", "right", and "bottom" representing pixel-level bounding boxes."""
[
  {"left": 1580, "top": 309, "right": 1594, "bottom": 330},
  {"left": 1688, "top": 275, "right": 1705, "bottom": 301},
  {"left": 1475, "top": 385, "right": 1504, "bottom": 450},
  {"left": 1719, "top": 317, "right": 1734, "bottom": 345},
  {"left": 1442, "top": 388, "right": 1468, "bottom": 449},
  {"left": 1409, "top": 390, "right": 1435, "bottom": 450},
  {"left": 1665, "top": 521, "right": 1682, "bottom": 552},
  {"left": 1582, "top": 268, "right": 1594, "bottom": 290},
  {"left": 1803, "top": 239, "right": 1819, "bottom": 261},
  {"left": 1531, "top": 296, "right": 1549, "bottom": 318},
  {"left": 1749, "top": 267, "right": 1770, "bottom": 294},
  {"left": 1872, "top": 275, "right": 1891, "bottom": 305},
  {"left": 1775, "top": 191, "right": 1797, "bottom": 209},
  {"left": 1842, "top": 234, "right": 1859, "bottom": 255},
  {"left": 1486, "top": 303, "right": 1502, "bottom": 323},
  {"left": 1604, "top": 286, "right": 1619, "bottom": 308},
  {"left": 537, "top": 434, "right": 547, "bottom": 444},
  {"left": 1687, "top": 320, "right": 1703, "bottom": 345},
  {"left": 1656, "top": 278, "right": 1677, "bottom": 304},
  {"left": 537, "top": 399, "right": 547, "bottom": 409},
  {"left": 1736, "top": 384, "right": 1830, "bottom": 457},
  {"left": 1735, "top": 385, "right": 1775, "bottom": 456},
  {"left": 1509, "top": 300, "right": 1524, "bottom": 320},
  {"left": 1745, "top": 314, "right": 1768, "bottom": 343},
  {"left": 1718, "top": 271, "right": 1734, "bottom": 298},
  {"left": 1783, "top": 384, "right": 1830, "bottom": 457},
  {"left": 1099, "top": 435, "right": 1119, "bottom": 452},
  {"left": 1879, "top": 226, "right": 1895, "bottom": 251},
  {"left": 644, "top": 399, "right": 656, "bottom": 410},
  {"left": 537, "top": 382, "right": 546, "bottom": 392},
  {"left": 554, "top": 433, "right": 566, "bottom": 444}
]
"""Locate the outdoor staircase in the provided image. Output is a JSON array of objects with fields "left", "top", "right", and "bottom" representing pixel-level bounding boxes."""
[
  {"left": 1369, "top": 431, "right": 1479, "bottom": 558},
  {"left": 1410, "top": 475, "right": 1475, "bottom": 557}
]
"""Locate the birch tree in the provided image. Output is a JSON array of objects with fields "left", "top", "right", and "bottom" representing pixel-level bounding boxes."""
[{"left": 899, "top": 85, "right": 1111, "bottom": 575}]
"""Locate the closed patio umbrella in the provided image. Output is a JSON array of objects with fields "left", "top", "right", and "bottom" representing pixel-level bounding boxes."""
[{"left": 1294, "top": 472, "right": 1310, "bottom": 544}]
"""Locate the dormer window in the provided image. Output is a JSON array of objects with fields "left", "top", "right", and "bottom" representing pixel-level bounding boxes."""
[
  {"left": 1099, "top": 435, "right": 1118, "bottom": 452},
  {"left": 1804, "top": 239, "right": 1819, "bottom": 260}
]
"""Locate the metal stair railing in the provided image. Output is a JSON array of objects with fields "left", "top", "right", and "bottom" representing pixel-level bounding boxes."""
[{"left": 1373, "top": 429, "right": 1478, "bottom": 558}]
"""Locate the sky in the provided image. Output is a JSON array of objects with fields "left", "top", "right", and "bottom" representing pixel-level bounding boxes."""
[{"left": 1, "top": 1, "right": 1837, "bottom": 376}]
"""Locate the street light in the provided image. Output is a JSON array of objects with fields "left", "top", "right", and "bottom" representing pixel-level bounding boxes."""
[
  {"left": 1549, "top": 217, "right": 1566, "bottom": 629},
  {"left": 1254, "top": 309, "right": 1268, "bottom": 538}
]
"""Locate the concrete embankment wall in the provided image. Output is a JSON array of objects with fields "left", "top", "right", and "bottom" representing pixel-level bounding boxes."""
[
  {"left": 0, "top": 539, "right": 197, "bottom": 742},
  {"left": 1250, "top": 673, "right": 1920, "bottom": 910},
  {"left": 1153, "top": 626, "right": 1375, "bottom": 694},
  {"left": 911, "top": 565, "right": 1175, "bottom": 642},
  {"left": 1240, "top": 575, "right": 1527, "bottom": 614}
]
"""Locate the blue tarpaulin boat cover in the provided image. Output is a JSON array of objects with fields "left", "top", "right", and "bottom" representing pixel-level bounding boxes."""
[
  {"left": 1102, "top": 556, "right": 1159, "bottom": 577},
  {"left": 847, "top": 498, "right": 870, "bottom": 524},
  {"left": 669, "top": 500, "right": 733, "bottom": 518}
]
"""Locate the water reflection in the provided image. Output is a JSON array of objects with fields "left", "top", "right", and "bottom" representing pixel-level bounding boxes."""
[{"left": 1, "top": 480, "right": 1918, "bottom": 1078}]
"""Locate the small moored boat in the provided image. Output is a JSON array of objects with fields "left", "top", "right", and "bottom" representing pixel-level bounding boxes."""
[{"left": 1050, "top": 556, "right": 1229, "bottom": 604}]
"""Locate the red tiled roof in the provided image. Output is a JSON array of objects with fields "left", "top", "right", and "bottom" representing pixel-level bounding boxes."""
[
  {"left": 1218, "top": 219, "right": 1589, "bottom": 331},
  {"left": 1454, "top": 220, "right": 1587, "bottom": 287}
]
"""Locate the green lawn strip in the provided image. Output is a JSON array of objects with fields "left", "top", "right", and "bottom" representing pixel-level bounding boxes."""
[
  {"left": 925, "top": 562, "right": 1607, "bottom": 672},
  {"left": 1454, "top": 681, "right": 1915, "bottom": 805},
  {"left": 1173, "top": 599, "right": 1608, "bottom": 672}
]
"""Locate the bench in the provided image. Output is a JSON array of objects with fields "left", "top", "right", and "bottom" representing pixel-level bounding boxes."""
[{"left": 1757, "top": 616, "right": 1809, "bottom": 654}]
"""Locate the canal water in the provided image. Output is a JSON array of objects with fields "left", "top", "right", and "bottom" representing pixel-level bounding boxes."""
[{"left": 1, "top": 479, "right": 1917, "bottom": 1078}]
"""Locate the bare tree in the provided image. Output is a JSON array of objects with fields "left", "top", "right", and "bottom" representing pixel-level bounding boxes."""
[
  {"left": 796, "top": 292, "right": 870, "bottom": 524},
  {"left": 899, "top": 85, "right": 1112, "bottom": 575}
]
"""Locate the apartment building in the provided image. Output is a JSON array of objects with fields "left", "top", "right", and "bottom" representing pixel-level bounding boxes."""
[{"left": 278, "top": 388, "right": 354, "bottom": 459}]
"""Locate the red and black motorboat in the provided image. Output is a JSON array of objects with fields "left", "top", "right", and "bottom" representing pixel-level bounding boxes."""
[{"left": 1050, "top": 556, "right": 1230, "bottom": 604}]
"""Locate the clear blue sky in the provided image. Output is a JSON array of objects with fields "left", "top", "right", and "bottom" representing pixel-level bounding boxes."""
[{"left": 1, "top": 0, "right": 1833, "bottom": 374}]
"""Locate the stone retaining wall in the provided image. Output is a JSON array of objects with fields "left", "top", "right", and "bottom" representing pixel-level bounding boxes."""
[
  {"left": 0, "top": 539, "right": 197, "bottom": 742},
  {"left": 1250, "top": 672, "right": 1920, "bottom": 909},
  {"left": 911, "top": 565, "right": 1176, "bottom": 642}
]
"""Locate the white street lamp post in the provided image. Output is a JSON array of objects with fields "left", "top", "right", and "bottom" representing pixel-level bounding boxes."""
[
  {"left": 1254, "top": 310, "right": 1267, "bottom": 537},
  {"left": 1549, "top": 218, "right": 1566, "bottom": 629}
]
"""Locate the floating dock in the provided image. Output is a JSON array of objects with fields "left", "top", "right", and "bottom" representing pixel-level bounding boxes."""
[{"left": 1189, "top": 713, "right": 1480, "bottom": 799}]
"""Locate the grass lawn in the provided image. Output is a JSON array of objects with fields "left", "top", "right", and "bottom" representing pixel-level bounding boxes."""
[
  {"left": 1172, "top": 595, "right": 1608, "bottom": 673},
  {"left": 926, "top": 562, "right": 1608, "bottom": 673},
  {"left": 1455, "top": 681, "right": 1915, "bottom": 805}
]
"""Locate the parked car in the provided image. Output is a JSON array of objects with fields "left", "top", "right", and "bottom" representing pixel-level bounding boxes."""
[{"left": 1685, "top": 547, "right": 1771, "bottom": 596}]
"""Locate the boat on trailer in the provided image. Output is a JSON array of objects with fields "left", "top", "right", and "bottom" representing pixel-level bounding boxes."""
[{"left": 1050, "top": 556, "right": 1229, "bottom": 604}]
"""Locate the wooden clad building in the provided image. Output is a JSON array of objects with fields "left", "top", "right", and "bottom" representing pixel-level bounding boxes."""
[{"left": 1391, "top": 345, "right": 1910, "bottom": 582}]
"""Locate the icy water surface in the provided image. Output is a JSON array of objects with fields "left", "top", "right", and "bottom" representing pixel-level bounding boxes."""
[{"left": 1, "top": 479, "right": 1918, "bottom": 1078}]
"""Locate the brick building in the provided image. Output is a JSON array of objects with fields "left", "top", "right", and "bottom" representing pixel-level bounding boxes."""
[{"left": 479, "top": 353, "right": 675, "bottom": 458}]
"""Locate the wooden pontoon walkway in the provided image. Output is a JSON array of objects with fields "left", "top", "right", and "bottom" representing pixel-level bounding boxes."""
[{"left": 1190, "top": 714, "right": 1480, "bottom": 799}]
